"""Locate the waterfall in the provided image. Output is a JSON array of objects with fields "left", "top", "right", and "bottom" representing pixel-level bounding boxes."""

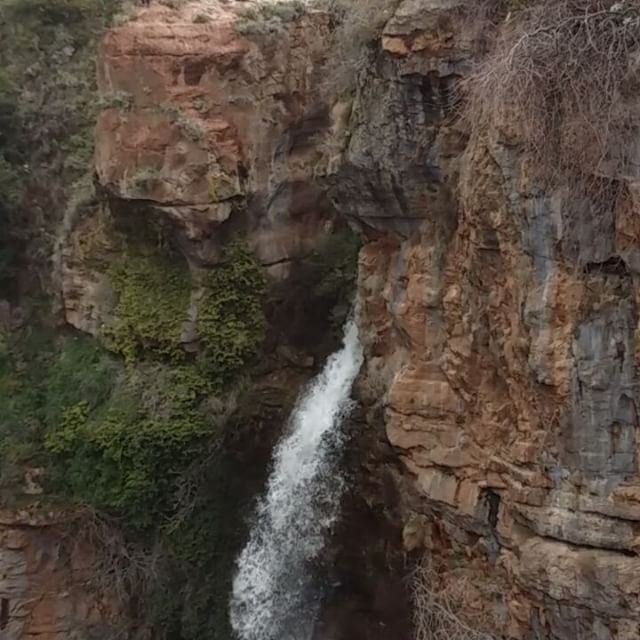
[{"left": 230, "top": 318, "right": 364, "bottom": 640}]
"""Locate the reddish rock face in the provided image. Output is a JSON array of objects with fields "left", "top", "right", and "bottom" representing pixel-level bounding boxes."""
[
  {"left": 95, "top": 0, "right": 336, "bottom": 271},
  {"left": 42, "top": 0, "right": 640, "bottom": 638},
  {"left": 0, "top": 510, "right": 123, "bottom": 640},
  {"left": 330, "top": 1, "right": 640, "bottom": 638},
  {"left": 66, "top": 0, "right": 342, "bottom": 334}
]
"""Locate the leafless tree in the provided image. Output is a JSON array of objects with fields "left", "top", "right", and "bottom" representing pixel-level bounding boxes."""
[
  {"left": 411, "top": 556, "right": 496, "bottom": 640},
  {"left": 58, "top": 508, "right": 163, "bottom": 611},
  {"left": 462, "top": 0, "right": 640, "bottom": 196}
]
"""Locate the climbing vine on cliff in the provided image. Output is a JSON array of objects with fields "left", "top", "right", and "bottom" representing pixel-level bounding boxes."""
[
  {"left": 44, "top": 237, "right": 267, "bottom": 528},
  {"left": 44, "top": 363, "right": 215, "bottom": 530},
  {"left": 0, "top": 326, "right": 118, "bottom": 502}
]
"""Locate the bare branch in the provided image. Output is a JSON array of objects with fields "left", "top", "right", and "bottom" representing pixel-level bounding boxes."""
[
  {"left": 411, "top": 556, "right": 496, "bottom": 640},
  {"left": 461, "top": 0, "right": 640, "bottom": 199}
]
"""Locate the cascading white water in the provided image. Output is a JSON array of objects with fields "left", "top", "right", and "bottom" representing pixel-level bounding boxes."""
[{"left": 230, "top": 318, "right": 364, "bottom": 640}]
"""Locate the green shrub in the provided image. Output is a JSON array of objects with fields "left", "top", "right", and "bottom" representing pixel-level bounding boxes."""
[
  {"left": 234, "top": 0, "right": 305, "bottom": 36},
  {"left": 43, "top": 335, "right": 117, "bottom": 425},
  {"left": 156, "top": 104, "right": 206, "bottom": 142},
  {"left": 298, "top": 227, "right": 361, "bottom": 330},
  {"left": 129, "top": 165, "right": 162, "bottom": 191},
  {"left": 0, "top": 0, "right": 122, "bottom": 49},
  {"left": 105, "top": 251, "right": 191, "bottom": 364},
  {"left": 0, "top": 328, "right": 117, "bottom": 479},
  {"left": 104, "top": 239, "right": 266, "bottom": 379},
  {"left": 149, "top": 416, "right": 275, "bottom": 640},
  {"left": 261, "top": 0, "right": 304, "bottom": 22},
  {"left": 308, "top": 228, "right": 360, "bottom": 300},
  {"left": 99, "top": 90, "right": 134, "bottom": 111},
  {"left": 3, "top": 0, "right": 110, "bottom": 25},
  {"left": 196, "top": 242, "right": 266, "bottom": 384},
  {"left": 0, "top": 0, "right": 124, "bottom": 292},
  {"left": 45, "top": 386, "right": 212, "bottom": 530}
]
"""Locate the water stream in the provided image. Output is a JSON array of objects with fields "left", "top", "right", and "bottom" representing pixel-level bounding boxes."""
[{"left": 230, "top": 318, "right": 364, "bottom": 640}]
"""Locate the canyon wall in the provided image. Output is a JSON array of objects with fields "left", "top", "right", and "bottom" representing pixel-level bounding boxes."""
[
  {"left": 341, "top": 1, "right": 640, "bottom": 639},
  {"left": 0, "top": 510, "right": 124, "bottom": 640},
  {"left": 4, "top": 0, "right": 640, "bottom": 638}
]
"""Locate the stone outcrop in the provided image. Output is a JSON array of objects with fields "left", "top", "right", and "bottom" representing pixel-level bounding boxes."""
[
  {"left": 27, "top": 0, "right": 640, "bottom": 638},
  {"left": 0, "top": 510, "right": 123, "bottom": 640},
  {"left": 95, "top": 0, "right": 335, "bottom": 269},
  {"left": 329, "top": 1, "right": 640, "bottom": 638},
  {"left": 63, "top": 0, "right": 342, "bottom": 335}
]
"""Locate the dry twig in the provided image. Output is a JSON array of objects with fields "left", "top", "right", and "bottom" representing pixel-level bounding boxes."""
[
  {"left": 463, "top": 0, "right": 640, "bottom": 196},
  {"left": 411, "top": 557, "right": 496, "bottom": 640}
]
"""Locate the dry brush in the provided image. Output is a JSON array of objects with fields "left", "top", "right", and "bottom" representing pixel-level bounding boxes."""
[
  {"left": 411, "top": 557, "right": 496, "bottom": 640},
  {"left": 463, "top": 0, "right": 640, "bottom": 195}
]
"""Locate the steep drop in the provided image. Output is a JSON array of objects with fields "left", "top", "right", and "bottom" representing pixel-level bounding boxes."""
[{"left": 230, "top": 318, "right": 364, "bottom": 640}]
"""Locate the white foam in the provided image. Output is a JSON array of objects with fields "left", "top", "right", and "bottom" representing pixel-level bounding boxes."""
[{"left": 230, "top": 318, "right": 363, "bottom": 640}]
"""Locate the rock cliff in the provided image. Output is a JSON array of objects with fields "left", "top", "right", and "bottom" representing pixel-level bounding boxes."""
[
  {"left": 0, "top": 510, "right": 125, "bottom": 640},
  {"left": 343, "top": 1, "right": 640, "bottom": 638},
  {"left": 4, "top": 0, "right": 640, "bottom": 638},
  {"left": 95, "top": 0, "right": 334, "bottom": 269}
]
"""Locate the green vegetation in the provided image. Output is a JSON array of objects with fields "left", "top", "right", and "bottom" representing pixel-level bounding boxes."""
[
  {"left": 151, "top": 450, "right": 263, "bottom": 640},
  {"left": 156, "top": 103, "right": 206, "bottom": 142},
  {"left": 0, "top": 230, "right": 268, "bottom": 526},
  {"left": 0, "top": 241, "right": 266, "bottom": 532},
  {"left": 105, "top": 251, "right": 190, "bottom": 363},
  {"left": 99, "top": 90, "right": 134, "bottom": 111},
  {"left": 299, "top": 227, "right": 361, "bottom": 331},
  {"left": 308, "top": 229, "right": 360, "bottom": 301},
  {"left": 0, "top": 328, "right": 118, "bottom": 500},
  {"left": 39, "top": 238, "right": 265, "bottom": 531},
  {"left": 0, "top": 225, "right": 353, "bottom": 637},
  {"left": 234, "top": 0, "right": 305, "bottom": 36},
  {"left": 1, "top": 0, "right": 117, "bottom": 30},
  {"left": 0, "top": 319, "right": 216, "bottom": 530},
  {"left": 104, "top": 239, "right": 266, "bottom": 375},
  {"left": 45, "top": 363, "right": 214, "bottom": 530},
  {"left": 197, "top": 242, "right": 266, "bottom": 384},
  {"left": 129, "top": 165, "right": 162, "bottom": 192},
  {"left": 0, "top": 237, "right": 271, "bottom": 636},
  {"left": 0, "top": 0, "right": 123, "bottom": 295}
]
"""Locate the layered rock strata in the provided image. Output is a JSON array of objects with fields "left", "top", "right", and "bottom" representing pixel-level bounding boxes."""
[{"left": 11, "top": 0, "right": 640, "bottom": 638}]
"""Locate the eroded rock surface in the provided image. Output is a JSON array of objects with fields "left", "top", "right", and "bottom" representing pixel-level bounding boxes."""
[
  {"left": 95, "top": 0, "right": 335, "bottom": 267},
  {"left": 0, "top": 510, "right": 123, "bottom": 640},
  {"left": 331, "top": 1, "right": 640, "bottom": 638},
  {"left": 26, "top": 0, "right": 640, "bottom": 638}
]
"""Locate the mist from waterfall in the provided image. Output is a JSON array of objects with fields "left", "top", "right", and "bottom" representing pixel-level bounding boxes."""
[{"left": 229, "top": 317, "right": 364, "bottom": 640}]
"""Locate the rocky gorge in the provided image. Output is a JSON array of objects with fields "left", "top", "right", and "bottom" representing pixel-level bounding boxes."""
[{"left": 2, "top": 0, "right": 640, "bottom": 638}]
